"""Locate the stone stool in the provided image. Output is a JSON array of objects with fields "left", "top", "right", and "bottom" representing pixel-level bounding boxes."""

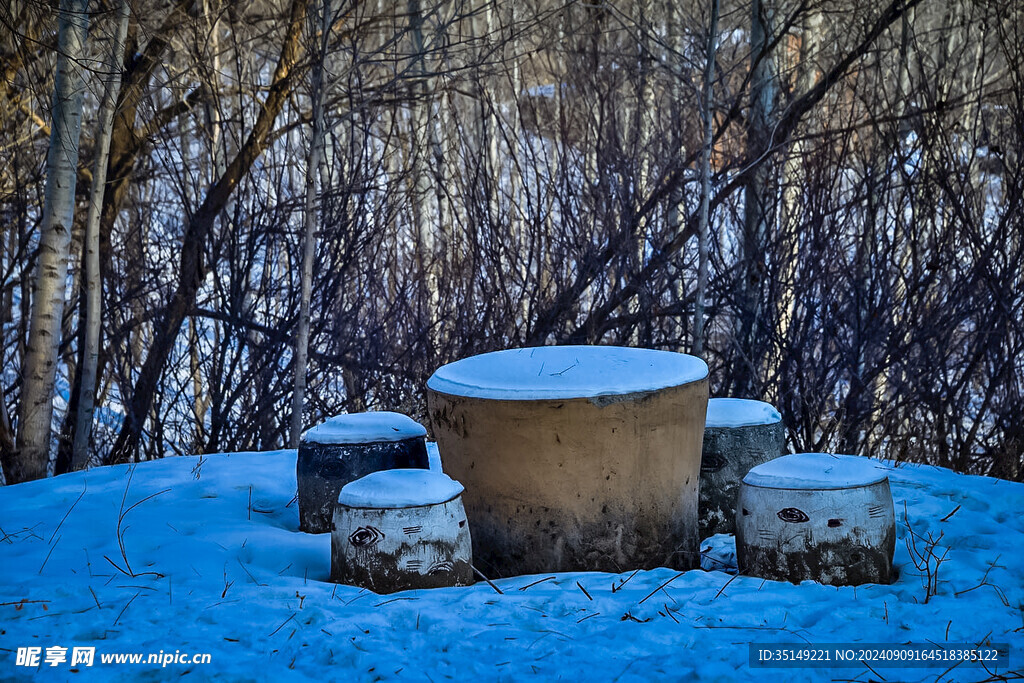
[
  {"left": 297, "top": 412, "right": 429, "bottom": 533},
  {"left": 330, "top": 469, "right": 473, "bottom": 593},
  {"left": 699, "top": 398, "right": 786, "bottom": 538},
  {"left": 736, "top": 453, "right": 895, "bottom": 586}
]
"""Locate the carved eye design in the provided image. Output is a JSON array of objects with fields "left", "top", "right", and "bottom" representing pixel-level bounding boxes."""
[
  {"left": 427, "top": 560, "right": 454, "bottom": 575},
  {"left": 349, "top": 526, "right": 384, "bottom": 547},
  {"left": 701, "top": 452, "right": 727, "bottom": 473},
  {"left": 777, "top": 508, "right": 809, "bottom": 523}
]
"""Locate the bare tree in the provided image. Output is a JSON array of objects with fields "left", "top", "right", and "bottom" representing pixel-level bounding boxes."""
[
  {"left": 290, "top": 0, "right": 331, "bottom": 447},
  {"left": 693, "top": 0, "right": 719, "bottom": 357},
  {"left": 108, "top": 0, "right": 310, "bottom": 463},
  {"left": 69, "top": 0, "right": 131, "bottom": 471},
  {"left": 2, "top": 0, "right": 1020, "bottom": 484},
  {"left": 5, "top": 0, "right": 90, "bottom": 483}
]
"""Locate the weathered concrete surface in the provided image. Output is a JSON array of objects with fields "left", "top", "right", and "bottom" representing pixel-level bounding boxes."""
[
  {"left": 427, "top": 379, "right": 708, "bottom": 577},
  {"left": 297, "top": 437, "right": 429, "bottom": 533},
  {"left": 736, "top": 479, "right": 896, "bottom": 585},
  {"left": 331, "top": 496, "right": 472, "bottom": 593},
  {"left": 699, "top": 420, "right": 786, "bottom": 538}
]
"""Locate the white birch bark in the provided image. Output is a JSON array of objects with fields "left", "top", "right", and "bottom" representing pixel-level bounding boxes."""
[
  {"left": 290, "top": 0, "right": 331, "bottom": 447},
  {"left": 7, "top": 0, "right": 91, "bottom": 483},
  {"left": 868, "top": 6, "right": 916, "bottom": 448},
  {"left": 666, "top": 0, "right": 689, "bottom": 346},
  {"left": 71, "top": 0, "right": 131, "bottom": 470}
]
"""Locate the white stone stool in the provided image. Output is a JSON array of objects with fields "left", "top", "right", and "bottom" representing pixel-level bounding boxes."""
[
  {"left": 736, "top": 453, "right": 895, "bottom": 585},
  {"left": 297, "top": 412, "right": 429, "bottom": 533},
  {"left": 330, "top": 469, "right": 473, "bottom": 593},
  {"left": 699, "top": 398, "right": 786, "bottom": 538}
]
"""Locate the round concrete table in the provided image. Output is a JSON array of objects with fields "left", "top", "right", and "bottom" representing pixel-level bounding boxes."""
[{"left": 426, "top": 345, "right": 708, "bottom": 577}]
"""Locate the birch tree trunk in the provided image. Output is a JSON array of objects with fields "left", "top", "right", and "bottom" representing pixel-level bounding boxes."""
[
  {"left": 483, "top": 1, "right": 501, "bottom": 231},
  {"left": 766, "top": 8, "right": 823, "bottom": 400},
  {"left": 5, "top": 0, "right": 90, "bottom": 483},
  {"left": 290, "top": 0, "right": 330, "bottom": 447},
  {"left": 189, "top": 0, "right": 226, "bottom": 452},
  {"left": 408, "top": 0, "right": 441, "bottom": 345},
  {"left": 630, "top": 0, "right": 655, "bottom": 345},
  {"left": 736, "top": 0, "right": 777, "bottom": 394},
  {"left": 71, "top": 0, "right": 131, "bottom": 470},
  {"left": 0, "top": 386, "right": 13, "bottom": 460}
]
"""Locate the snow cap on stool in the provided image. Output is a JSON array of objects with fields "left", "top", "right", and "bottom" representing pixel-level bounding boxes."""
[
  {"left": 302, "top": 411, "right": 427, "bottom": 445},
  {"left": 743, "top": 452, "right": 889, "bottom": 490},
  {"left": 705, "top": 397, "right": 781, "bottom": 428},
  {"left": 337, "top": 469, "right": 464, "bottom": 508}
]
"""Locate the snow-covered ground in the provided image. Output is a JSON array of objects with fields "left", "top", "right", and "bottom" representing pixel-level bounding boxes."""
[{"left": 1, "top": 450, "right": 1021, "bottom": 681}]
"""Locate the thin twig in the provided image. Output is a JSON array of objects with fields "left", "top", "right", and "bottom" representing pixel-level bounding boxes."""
[
  {"left": 49, "top": 486, "right": 87, "bottom": 544},
  {"left": 639, "top": 572, "right": 685, "bottom": 604},
  {"left": 472, "top": 565, "right": 503, "bottom": 594},
  {"left": 611, "top": 569, "right": 640, "bottom": 593},
  {"left": 518, "top": 576, "right": 556, "bottom": 591},
  {"left": 861, "top": 659, "right": 886, "bottom": 681},
  {"left": 109, "top": 469, "right": 169, "bottom": 578},
  {"left": 38, "top": 535, "right": 60, "bottom": 574},
  {"left": 374, "top": 597, "right": 418, "bottom": 607},
  {"left": 112, "top": 592, "right": 140, "bottom": 627},
  {"left": 940, "top": 504, "right": 961, "bottom": 522},
  {"left": 712, "top": 574, "right": 740, "bottom": 601},
  {"left": 268, "top": 612, "right": 296, "bottom": 637},
  {"left": 236, "top": 559, "right": 266, "bottom": 586}
]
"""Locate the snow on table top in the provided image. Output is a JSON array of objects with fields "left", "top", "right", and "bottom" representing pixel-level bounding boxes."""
[
  {"left": 300, "top": 411, "right": 426, "bottom": 444},
  {"left": 705, "top": 397, "right": 781, "bottom": 428},
  {"left": 337, "top": 469, "right": 464, "bottom": 508},
  {"left": 743, "top": 452, "right": 890, "bottom": 489},
  {"left": 427, "top": 345, "right": 708, "bottom": 400},
  {"left": 1, "top": 450, "right": 1021, "bottom": 682}
]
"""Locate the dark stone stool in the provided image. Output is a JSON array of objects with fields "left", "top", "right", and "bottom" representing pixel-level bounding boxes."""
[
  {"left": 297, "top": 412, "right": 429, "bottom": 533},
  {"left": 699, "top": 398, "right": 786, "bottom": 539}
]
